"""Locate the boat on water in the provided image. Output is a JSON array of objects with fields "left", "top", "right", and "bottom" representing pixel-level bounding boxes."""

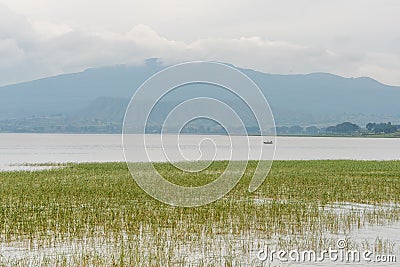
[{"left": 263, "top": 141, "right": 273, "bottom": 145}]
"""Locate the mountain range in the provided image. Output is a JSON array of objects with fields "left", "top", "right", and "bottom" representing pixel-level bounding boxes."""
[{"left": 0, "top": 58, "right": 399, "bottom": 133}]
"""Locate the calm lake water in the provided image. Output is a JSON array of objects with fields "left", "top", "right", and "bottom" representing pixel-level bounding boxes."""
[{"left": 0, "top": 133, "right": 399, "bottom": 171}]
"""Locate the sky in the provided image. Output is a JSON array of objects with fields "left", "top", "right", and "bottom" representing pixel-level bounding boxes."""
[{"left": 0, "top": 0, "right": 399, "bottom": 86}]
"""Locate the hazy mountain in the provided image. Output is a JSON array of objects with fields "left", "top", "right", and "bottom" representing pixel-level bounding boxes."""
[
  {"left": 0, "top": 59, "right": 161, "bottom": 118},
  {"left": 1, "top": 58, "right": 399, "bottom": 130},
  {"left": 71, "top": 97, "right": 130, "bottom": 122}
]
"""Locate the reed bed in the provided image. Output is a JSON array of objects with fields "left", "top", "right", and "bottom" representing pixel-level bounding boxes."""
[{"left": 1, "top": 160, "right": 399, "bottom": 266}]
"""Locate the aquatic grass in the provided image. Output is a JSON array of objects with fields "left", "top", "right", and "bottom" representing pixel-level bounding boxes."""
[{"left": 1, "top": 160, "right": 400, "bottom": 265}]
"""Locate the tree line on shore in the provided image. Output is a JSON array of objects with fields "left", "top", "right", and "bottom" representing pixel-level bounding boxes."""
[{"left": 276, "top": 122, "right": 400, "bottom": 135}]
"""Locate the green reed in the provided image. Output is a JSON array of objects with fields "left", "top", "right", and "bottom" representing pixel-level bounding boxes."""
[{"left": 1, "top": 160, "right": 399, "bottom": 266}]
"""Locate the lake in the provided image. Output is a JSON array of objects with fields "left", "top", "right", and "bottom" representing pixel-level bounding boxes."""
[{"left": 1, "top": 133, "right": 399, "bottom": 171}]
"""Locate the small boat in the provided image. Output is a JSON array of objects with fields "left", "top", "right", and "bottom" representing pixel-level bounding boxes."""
[{"left": 263, "top": 141, "right": 273, "bottom": 145}]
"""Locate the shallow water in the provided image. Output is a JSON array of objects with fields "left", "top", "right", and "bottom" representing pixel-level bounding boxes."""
[{"left": 1, "top": 201, "right": 399, "bottom": 266}]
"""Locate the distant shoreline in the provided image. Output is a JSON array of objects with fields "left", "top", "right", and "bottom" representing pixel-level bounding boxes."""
[
  {"left": 1, "top": 132, "right": 399, "bottom": 138},
  {"left": 275, "top": 133, "right": 400, "bottom": 138}
]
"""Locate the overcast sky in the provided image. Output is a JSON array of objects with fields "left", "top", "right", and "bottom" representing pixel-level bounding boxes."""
[{"left": 0, "top": 0, "right": 399, "bottom": 86}]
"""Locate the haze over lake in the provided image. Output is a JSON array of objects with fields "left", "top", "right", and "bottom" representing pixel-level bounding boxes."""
[{"left": 1, "top": 134, "right": 399, "bottom": 171}]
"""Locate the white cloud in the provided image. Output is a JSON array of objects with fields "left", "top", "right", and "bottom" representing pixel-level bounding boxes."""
[
  {"left": 0, "top": 38, "right": 24, "bottom": 66},
  {"left": 31, "top": 20, "right": 72, "bottom": 38},
  {"left": 0, "top": 2, "right": 399, "bottom": 86}
]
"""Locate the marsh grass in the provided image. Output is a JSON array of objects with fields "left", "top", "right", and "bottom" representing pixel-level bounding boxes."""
[{"left": 1, "top": 161, "right": 400, "bottom": 265}]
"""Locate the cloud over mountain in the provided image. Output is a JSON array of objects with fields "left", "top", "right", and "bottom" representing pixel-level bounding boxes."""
[{"left": 1, "top": 2, "right": 400, "bottom": 86}]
